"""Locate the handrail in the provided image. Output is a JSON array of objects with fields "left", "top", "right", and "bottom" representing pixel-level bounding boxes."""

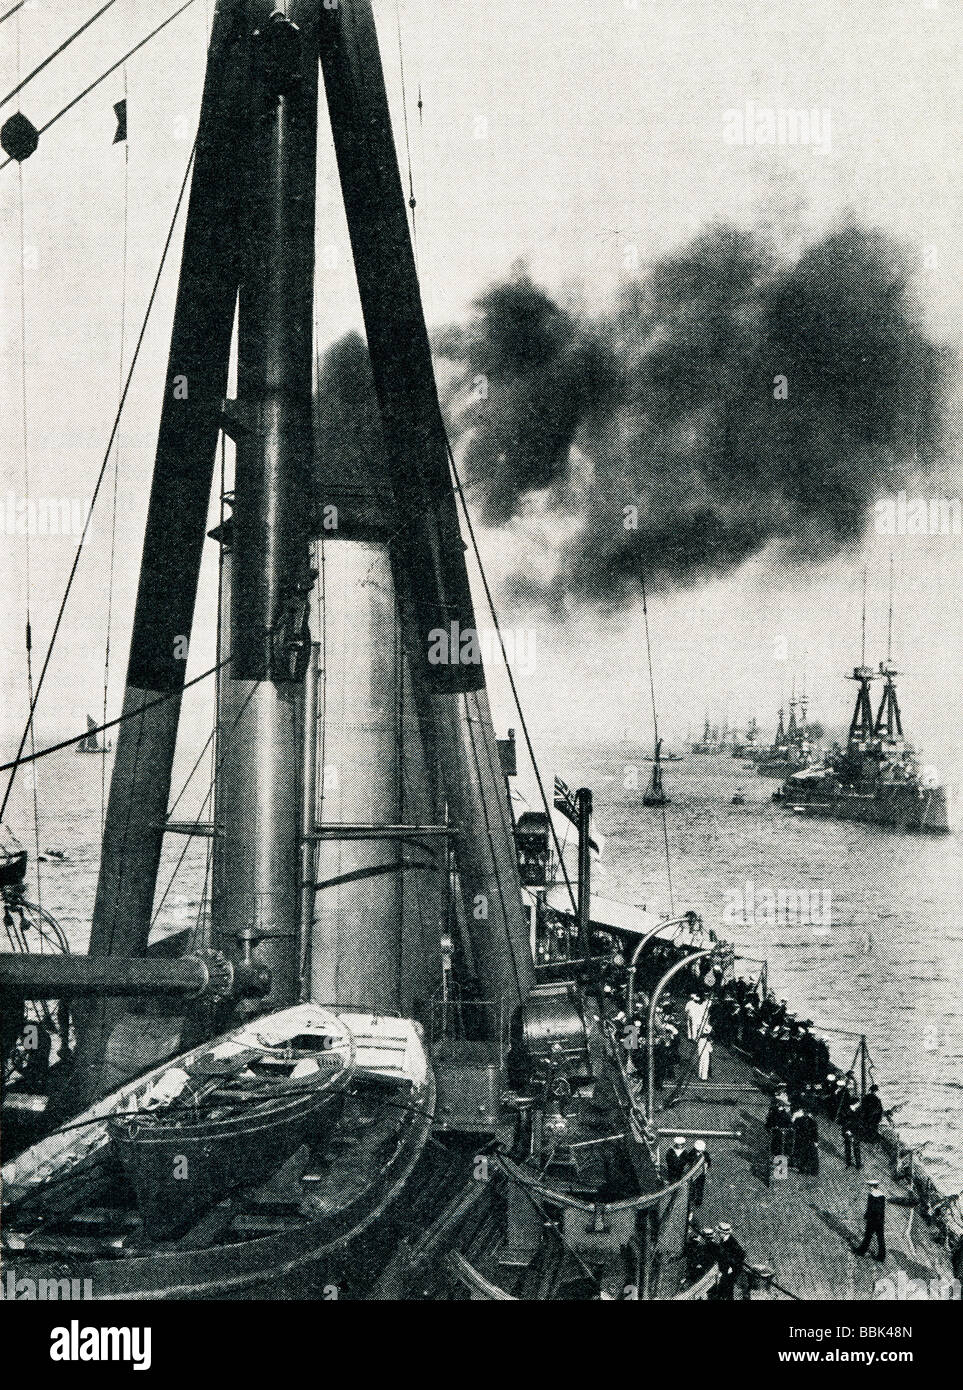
[
  {"left": 492, "top": 1150, "right": 705, "bottom": 1216},
  {"left": 673, "top": 1265, "right": 720, "bottom": 1300},
  {"left": 446, "top": 1250, "right": 517, "bottom": 1300},
  {"left": 647, "top": 949, "right": 715, "bottom": 1121},
  {"left": 626, "top": 915, "right": 700, "bottom": 1017}
]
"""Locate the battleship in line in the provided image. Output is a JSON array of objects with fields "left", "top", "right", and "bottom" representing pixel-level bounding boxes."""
[{"left": 778, "top": 658, "right": 949, "bottom": 833}]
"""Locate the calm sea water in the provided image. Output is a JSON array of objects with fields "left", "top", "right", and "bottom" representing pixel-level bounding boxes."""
[{"left": 7, "top": 740, "right": 963, "bottom": 1188}]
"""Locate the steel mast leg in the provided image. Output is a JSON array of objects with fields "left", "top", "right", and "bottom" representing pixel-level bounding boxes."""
[{"left": 214, "top": 0, "right": 318, "bottom": 1015}]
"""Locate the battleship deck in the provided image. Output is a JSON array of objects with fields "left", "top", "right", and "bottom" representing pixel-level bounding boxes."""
[{"left": 657, "top": 1043, "right": 956, "bottom": 1299}]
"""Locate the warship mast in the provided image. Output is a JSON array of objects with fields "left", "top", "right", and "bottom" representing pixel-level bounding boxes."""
[{"left": 848, "top": 568, "right": 876, "bottom": 751}]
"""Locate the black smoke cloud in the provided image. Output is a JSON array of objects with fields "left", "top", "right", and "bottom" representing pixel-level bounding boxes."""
[
  {"left": 440, "top": 223, "right": 948, "bottom": 612},
  {"left": 313, "top": 222, "right": 948, "bottom": 612}
]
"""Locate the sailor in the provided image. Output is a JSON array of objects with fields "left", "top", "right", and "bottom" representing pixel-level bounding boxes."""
[
  {"left": 696, "top": 1025, "right": 713, "bottom": 1080},
  {"left": 663, "top": 1009, "right": 682, "bottom": 1076},
  {"left": 685, "top": 1226, "right": 718, "bottom": 1284},
  {"left": 685, "top": 1138, "right": 711, "bottom": 1205},
  {"left": 765, "top": 1089, "right": 793, "bottom": 1159},
  {"left": 858, "top": 1084, "right": 884, "bottom": 1141},
  {"left": 685, "top": 992, "right": 706, "bottom": 1040},
  {"left": 665, "top": 1136, "right": 688, "bottom": 1183},
  {"left": 712, "top": 992, "right": 740, "bottom": 1047},
  {"left": 855, "top": 1179, "right": 887, "bottom": 1261},
  {"left": 791, "top": 1106, "right": 819, "bottom": 1176},
  {"left": 713, "top": 1222, "right": 745, "bottom": 1300},
  {"left": 826, "top": 1072, "right": 847, "bottom": 1119},
  {"left": 840, "top": 1096, "right": 862, "bottom": 1169}
]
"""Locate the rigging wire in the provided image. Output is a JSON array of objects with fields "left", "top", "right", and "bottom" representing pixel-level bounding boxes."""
[
  {"left": 0, "top": 656, "right": 228, "bottom": 777},
  {"left": 0, "top": 137, "right": 198, "bottom": 821},
  {"left": 393, "top": 42, "right": 577, "bottom": 920},
  {"left": 447, "top": 445, "right": 579, "bottom": 918},
  {"left": 639, "top": 568, "right": 674, "bottom": 914},
  {"left": 12, "top": 7, "right": 44, "bottom": 917},
  {"left": 151, "top": 675, "right": 264, "bottom": 932},
  {"left": 394, "top": 0, "right": 418, "bottom": 266},
  {"left": 101, "top": 63, "right": 129, "bottom": 833},
  {"left": 384, "top": 15, "right": 524, "bottom": 969},
  {"left": 0, "top": 1, "right": 25, "bottom": 27},
  {"left": 0, "top": 0, "right": 121, "bottom": 110},
  {"left": 0, "top": 0, "right": 197, "bottom": 171}
]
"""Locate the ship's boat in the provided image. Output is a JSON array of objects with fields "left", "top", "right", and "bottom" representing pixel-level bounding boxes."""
[
  {"left": 2, "top": 1009, "right": 434, "bottom": 1296},
  {"left": 107, "top": 1006, "right": 355, "bottom": 1239},
  {"left": 4, "top": 1006, "right": 353, "bottom": 1231}
]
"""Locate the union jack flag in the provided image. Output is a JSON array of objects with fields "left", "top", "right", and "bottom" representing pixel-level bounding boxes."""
[{"left": 553, "top": 775, "right": 604, "bottom": 856}]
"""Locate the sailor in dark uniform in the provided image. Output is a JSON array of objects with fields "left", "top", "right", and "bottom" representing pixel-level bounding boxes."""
[
  {"left": 665, "top": 1136, "right": 688, "bottom": 1183},
  {"left": 713, "top": 1222, "right": 745, "bottom": 1299},
  {"left": 765, "top": 1090, "right": 794, "bottom": 1160},
  {"left": 685, "top": 1138, "right": 711, "bottom": 1205},
  {"left": 685, "top": 1226, "right": 718, "bottom": 1285},
  {"left": 792, "top": 1106, "right": 819, "bottom": 1175},
  {"left": 858, "top": 1085, "right": 884, "bottom": 1141},
  {"left": 855, "top": 1179, "right": 887, "bottom": 1260},
  {"left": 840, "top": 1097, "right": 862, "bottom": 1168},
  {"left": 826, "top": 1073, "right": 847, "bottom": 1120}
]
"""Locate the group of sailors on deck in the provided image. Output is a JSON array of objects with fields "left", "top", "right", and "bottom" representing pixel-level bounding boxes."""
[{"left": 711, "top": 979, "right": 833, "bottom": 1088}]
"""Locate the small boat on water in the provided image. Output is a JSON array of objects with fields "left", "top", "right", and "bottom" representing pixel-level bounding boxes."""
[
  {"left": 642, "top": 739, "right": 670, "bottom": 807},
  {"left": 75, "top": 715, "right": 111, "bottom": 755}
]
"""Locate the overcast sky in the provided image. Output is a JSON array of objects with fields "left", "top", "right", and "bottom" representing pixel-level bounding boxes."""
[{"left": 3, "top": 0, "right": 963, "bottom": 792}]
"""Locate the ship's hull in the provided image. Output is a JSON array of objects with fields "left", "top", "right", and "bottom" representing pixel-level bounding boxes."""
[
  {"left": 782, "top": 781, "right": 950, "bottom": 833},
  {"left": 756, "top": 756, "right": 801, "bottom": 778}
]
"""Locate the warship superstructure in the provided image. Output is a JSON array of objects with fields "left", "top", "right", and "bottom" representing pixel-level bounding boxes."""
[{"left": 755, "top": 697, "right": 814, "bottom": 778}]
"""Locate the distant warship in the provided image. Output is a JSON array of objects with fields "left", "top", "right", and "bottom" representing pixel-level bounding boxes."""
[
  {"left": 780, "top": 660, "right": 949, "bottom": 833},
  {"left": 690, "top": 716, "right": 722, "bottom": 755},
  {"left": 755, "top": 696, "right": 813, "bottom": 778},
  {"left": 730, "top": 717, "right": 758, "bottom": 758}
]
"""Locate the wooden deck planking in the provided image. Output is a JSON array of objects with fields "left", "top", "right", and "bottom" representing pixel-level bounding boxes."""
[{"left": 652, "top": 1043, "right": 956, "bottom": 1300}]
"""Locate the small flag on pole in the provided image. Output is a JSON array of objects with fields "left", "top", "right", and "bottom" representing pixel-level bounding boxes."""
[
  {"left": 553, "top": 774, "right": 577, "bottom": 825},
  {"left": 113, "top": 98, "right": 127, "bottom": 144},
  {"left": 553, "top": 774, "right": 604, "bottom": 857}
]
